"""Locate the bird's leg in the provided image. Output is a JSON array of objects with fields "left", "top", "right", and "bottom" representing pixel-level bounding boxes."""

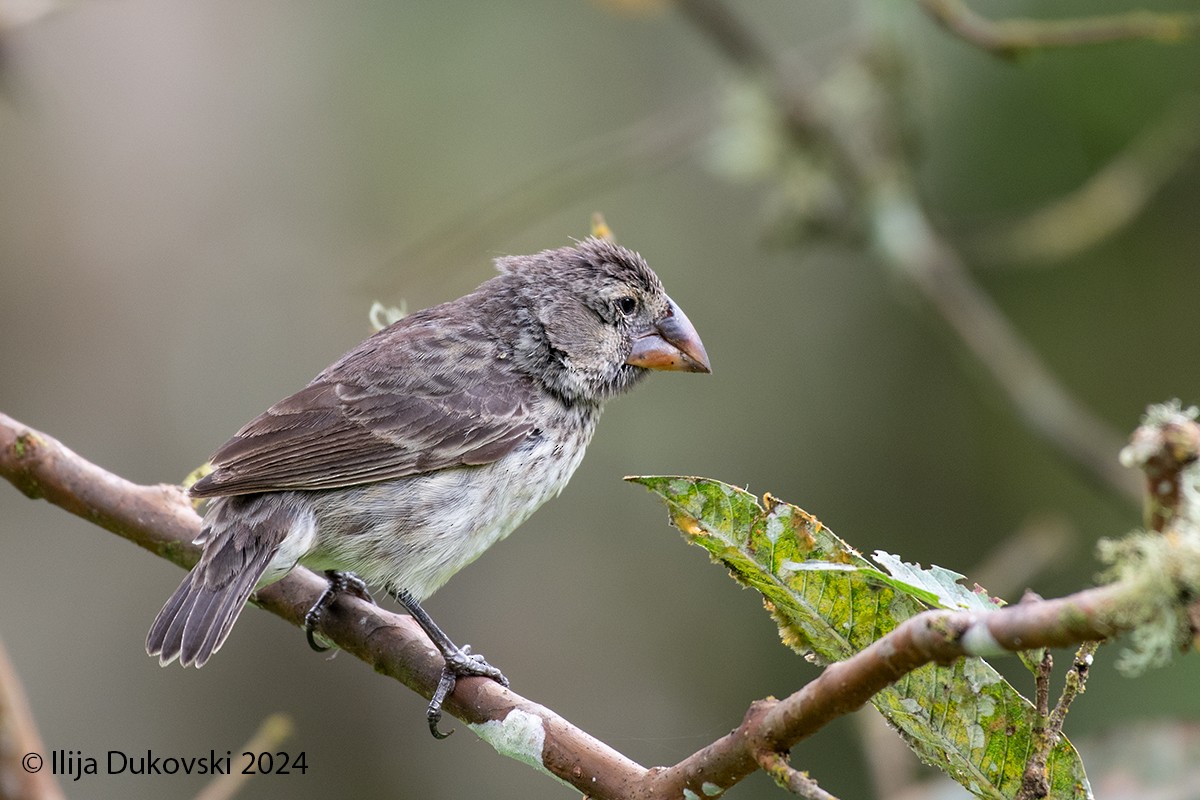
[
  {"left": 304, "top": 570, "right": 374, "bottom": 652},
  {"left": 390, "top": 588, "right": 509, "bottom": 739}
]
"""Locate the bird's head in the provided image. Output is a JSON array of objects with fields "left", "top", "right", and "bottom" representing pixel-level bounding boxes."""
[{"left": 494, "top": 237, "right": 710, "bottom": 404}]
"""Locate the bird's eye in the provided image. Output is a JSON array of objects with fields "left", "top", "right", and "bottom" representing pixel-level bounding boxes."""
[{"left": 616, "top": 296, "right": 637, "bottom": 317}]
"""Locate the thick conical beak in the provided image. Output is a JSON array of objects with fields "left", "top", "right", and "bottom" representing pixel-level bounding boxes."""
[{"left": 626, "top": 297, "right": 711, "bottom": 373}]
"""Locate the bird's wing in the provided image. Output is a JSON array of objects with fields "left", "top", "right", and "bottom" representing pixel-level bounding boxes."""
[{"left": 189, "top": 320, "right": 539, "bottom": 498}]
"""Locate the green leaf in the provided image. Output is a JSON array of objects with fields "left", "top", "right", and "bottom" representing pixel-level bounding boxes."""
[{"left": 628, "top": 475, "right": 1092, "bottom": 800}]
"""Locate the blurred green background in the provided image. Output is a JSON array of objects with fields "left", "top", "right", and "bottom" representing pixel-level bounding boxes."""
[{"left": 2, "top": 1, "right": 1199, "bottom": 798}]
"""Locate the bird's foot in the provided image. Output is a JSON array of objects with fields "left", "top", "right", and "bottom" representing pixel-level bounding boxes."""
[
  {"left": 304, "top": 571, "right": 374, "bottom": 652},
  {"left": 387, "top": 587, "right": 508, "bottom": 738},
  {"left": 427, "top": 644, "right": 509, "bottom": 739}
]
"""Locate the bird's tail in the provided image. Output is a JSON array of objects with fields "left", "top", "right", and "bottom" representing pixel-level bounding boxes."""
[
  {"left": 146, "top": 495, "right": 288, "bottom": 668},
  {"left": 145, "top": 564, "right": 264, "bottom": 668}
]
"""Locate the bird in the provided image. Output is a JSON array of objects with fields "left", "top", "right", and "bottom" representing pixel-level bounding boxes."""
[{"left": 146, "top": 235, "right": 710, "bottom": 735}]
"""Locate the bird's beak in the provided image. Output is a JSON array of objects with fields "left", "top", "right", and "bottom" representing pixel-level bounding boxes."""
[{"left": 626, "top": 297, "right": 711, "bottom": 373}]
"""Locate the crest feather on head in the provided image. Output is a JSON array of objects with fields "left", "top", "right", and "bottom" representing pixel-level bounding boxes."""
[{"left": 494, "top": 237, "right": 664, "bottom": 296}]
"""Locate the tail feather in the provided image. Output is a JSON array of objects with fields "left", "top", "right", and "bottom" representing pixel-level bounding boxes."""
[
  {"left": 146, "top": 565, "right": 263, "bottom": 667},
  {"left": 146, "top": 574, "right": 192, "bottom": 665},
  {"left": 193, "top": 564, "right": 265, "bottom": 666},
  {"left": 146, "top": 493, "right": 297, "bottom": 667}
]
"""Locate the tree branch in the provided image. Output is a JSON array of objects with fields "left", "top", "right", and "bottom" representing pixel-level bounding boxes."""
[
  {"left": 1, "top": 411, "right": 1168, "bottom": 797},
  {"left": 0, "top": 411, "right": 651, "bottom": 797}
]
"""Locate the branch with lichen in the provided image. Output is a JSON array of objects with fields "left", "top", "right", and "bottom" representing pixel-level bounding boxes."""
[
  {"left": 918, "top": 0, "right": 1200, "bottom": 59},
  {"left": 3, "top": 408, "right": 1199, "bottom": 797}
]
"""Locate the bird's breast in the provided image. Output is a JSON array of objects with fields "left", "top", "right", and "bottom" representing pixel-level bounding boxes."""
[{"left": 303, "top": 405, "right": 600, "bottom": 600}]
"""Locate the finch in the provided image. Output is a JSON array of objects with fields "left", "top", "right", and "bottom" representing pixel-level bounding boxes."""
[{"left": 146, "top": 236, "right": 710, "bottom": 733}]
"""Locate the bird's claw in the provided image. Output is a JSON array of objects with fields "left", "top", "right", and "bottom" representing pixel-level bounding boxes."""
[
  {"left": 303, "top": 605, "right": 331, "bottom": 653},
  {"left": 304, "top": 571, "right": 374, "bottom": 653},
  {"left": 426, "top": 644, "right": 509, "bottom": 739}
]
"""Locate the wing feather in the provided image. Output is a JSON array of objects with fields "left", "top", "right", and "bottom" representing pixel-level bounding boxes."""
[{"left": 190, "top": 307, "right": 538, "bottom": 498}]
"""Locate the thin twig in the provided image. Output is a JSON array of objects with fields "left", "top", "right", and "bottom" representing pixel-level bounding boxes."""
[
  {"left": 1049, "top": 642, "right": 1098, "bottom": 734},
  {"left": 1016, "top": 641, "right": 1100, "bottom": 800},
  {"left": 757, "top": 751, "right": 840, "bottom": 800},
  {"left": 1034, "top": 649, "right": 1053, "bottom": 720},
  {"left": 858, "top": 516, "right": 1075, "bottom": 798},
  {"left": 1017, "top": 649, "right": 1056, "bottom": 800},
  {"left": 919, "top": 0, "right": 1200, "bottom": 59}
]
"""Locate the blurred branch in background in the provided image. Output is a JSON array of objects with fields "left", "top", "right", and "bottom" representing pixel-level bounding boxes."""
[
  {"left": 918, "top": 0, "right": 1200, "bottom": 59},
  {"left": 0, "top": 0, "right": 62, "bottom": 34},
  {"left": 867, "top": 185, "right": 1142, "bottom": 501},
  {"left": 675, "top": 0, "right": 1143, "bottom": 502},
  {"left": 0, "top": 634, "right": 64, "bottom": 800},
  {"left": 193, "top": 714, "right": 293, "bottom": 800},
  {"left": 674, "top": 0, "right": 848, "bottom": 170},
  {"left": 855, "top": 709, "right": 920, "bottom": 800},
  {"left": 979, "top": 96, "right": 1200, "bottom": 266},
  {"left": 970, "top": 514, "right": 1076, "bottom": 600}
]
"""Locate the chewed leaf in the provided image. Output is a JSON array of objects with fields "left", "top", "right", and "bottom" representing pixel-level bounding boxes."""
[
  {"left": 872, "top": 551, "right": 1005, "bottom": 612},
  {"left": 628, "top": 475, "right": 1091, "bottom": 800}
]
